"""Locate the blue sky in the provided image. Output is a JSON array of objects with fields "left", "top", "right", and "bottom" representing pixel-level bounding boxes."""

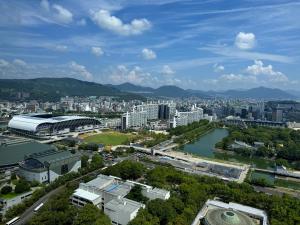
[{"left": 0, "top": 0, "right": 299, "bottom": 90}]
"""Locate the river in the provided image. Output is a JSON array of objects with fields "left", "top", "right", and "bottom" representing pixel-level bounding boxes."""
[{"left": 182, "top": 128, "right": 275, "bottom": 169}]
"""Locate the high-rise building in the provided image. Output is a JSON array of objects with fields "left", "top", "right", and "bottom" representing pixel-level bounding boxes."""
[
  {"left": 171, "top": 105, "right": 204, "bottom": 128},
  {"left": 272, "top": 108, "right": 283, "bottom": 122},
  {"left": 121, "top": 111, "right": 147, "bottom": 130}
]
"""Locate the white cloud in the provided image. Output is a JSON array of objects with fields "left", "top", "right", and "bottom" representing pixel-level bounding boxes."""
[
  {"left": 52, "top": 4, "right": 73, "bottom": 24},
  {"left": 91, "top": 9, "right": 151, "bottom": 36},
  {"left": 54, "top": 45, "right": 68, "bottom": 52},
  {"left": 69, "top": 61, "right": 93, "bottom": 80},
  {"left": 142, "top": 48, "right": 156, "bottom": 60},
  {"left": 199, "top": 45, "right": 293, "bottom": 63},
  {"left": 235, "top": 32, "right": 256, "bottom": 50},
  {"left": 246, "top": 60, "right": 288, "bottom": 82},
  {"left": 213, "top": 63, "right": 224, "bottom": 72},
  {"left": 161, "top": 65, "right": 175, "bottom": 75},
  {"left": 91, "top": 47, "right": 104, "bottom": 56},
  {"left": 0, "top": 59, "right": 9, "bottom": 67},
  {"left": 77, "top": 18, "right": 87, "bottom": 26},
  {"left": 13, "top": 59, "right": 27, "bottom": 67},
  {"left": 219, "top": 73, "right": 257, "bottom": 83},
  {"left": 40, "top": 0, "right": 50, "bottom": 11},
  {"left": 109, "top": 65, "right": 150, "bottom": 84}
]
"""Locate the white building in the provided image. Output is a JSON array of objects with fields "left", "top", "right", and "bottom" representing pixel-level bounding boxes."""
[
  {"left": 121, "top": 111, "right": 147, "bottom": 130},
  {"left": 171, "top": 105, "right": 204, "bottom": 128},
  {"left": 191, "top": 199, "right": 268, "bottom": 225},
  {"left": 18, "top": 149, "right": 81, "bottom": 183},
  {"left": 70, "top": 174, "right": 170, "bottom": 225}
]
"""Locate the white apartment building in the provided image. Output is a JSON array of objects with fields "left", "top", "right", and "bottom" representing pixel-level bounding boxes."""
[
  {"left": 171, "top": 105, "right": 204, "bottom": 128},
  {"left": 70, "top": 174, "right": 170, "bottom": 225},
  {"left": 121, "top": 110, "right": 147, "bottom": 130},
  {"left": 135, "top": 103, "right": 159, "bottom": 120}
]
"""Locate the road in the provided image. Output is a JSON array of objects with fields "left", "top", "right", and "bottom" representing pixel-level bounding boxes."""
[
  {"left": 15, "top": 186, "right": 64, "bottom": 225},
  {"left": 14, "top": 166, "right": 108, "bottom": 225}
]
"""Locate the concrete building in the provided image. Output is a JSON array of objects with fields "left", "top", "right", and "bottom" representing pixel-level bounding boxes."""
[
  {"left": 0, "top": 136, "right": 55, "bottom": 171},
  {"left": 191, "top": 199, "right": 268, "bottom": 225},
  {"left": 70, "top": 174, "right": 170, "bottom": 225},
  {"left": 8, "top": 113, "right": 101, "bottom": 138},
  {"left": 171, "top": 105, "right": 204, "bottom": 128},
  {"left": 18, "top": 149, "right": 81, "bottom": 183},
  {"left": 0, "top": 190, "right": 33, "bottom": 214},
  {"left": 121, "top": 111, "right": 147, "bottom": 130},
  {"left": 272, "top": 108, "right": 283, "bottom": 122}
]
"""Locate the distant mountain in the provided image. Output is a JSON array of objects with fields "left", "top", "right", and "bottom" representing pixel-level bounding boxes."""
[
  {"left": 286, "top": 90, "right": 300, "bottom": 98},
  {"left": 153, "top": 85, "right": 189, "bottom": 97},
  {"left": 0, "top": 78, "right": 144, "bottom": 101},
  {"left": 219, "top": 87, "right": 296, "bottom": 100},
  {"left": 110, "top": 83, "right": 210, "bottom": 98},
  {"left": 108, "top": 82, "right": 154, "bottom": 94},
  {"left": 110, "top": 83, "right": 295, "bottom": 99}
]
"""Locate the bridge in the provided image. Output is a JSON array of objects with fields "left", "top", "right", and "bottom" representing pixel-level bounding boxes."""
[{"left": 253, "top": 168, "right": 300, "bottom": 179}]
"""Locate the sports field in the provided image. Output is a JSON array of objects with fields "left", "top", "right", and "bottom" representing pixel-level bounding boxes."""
[{"left": 83, "top": 132, "right": 133, "bottom": 146}]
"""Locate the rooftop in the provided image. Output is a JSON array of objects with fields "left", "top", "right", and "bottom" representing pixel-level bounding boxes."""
[
  {"left": 0, "top": 138, "right": 55, "bottom": 167},
  {"left": 105, "top": 198, "right": 144, "bottom": 214},
  {"left": 73, "top": 189, "right": 100, "bottom": 202}
]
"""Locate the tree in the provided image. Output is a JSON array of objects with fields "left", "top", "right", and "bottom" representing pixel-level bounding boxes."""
[
  {"left": 104, "top": 160, "right": 145, "bottom": 180},
  {"left": 91, "top": 154, "right": 104, "bottom": 169},
  {"left": 81, "top": 155, "right": 89, "bottom": 168},
  {"left": 126, "top": 185, "right": 149, "bottom": 204},
  {"left": 1, "top": 185, "right": 12, "bottom": 195},
  {"left": 14, "top": 180, "right": 30, "bottom": 194},
  {"left": 73, "top": 204, "right": 111, "bottom": 225}
]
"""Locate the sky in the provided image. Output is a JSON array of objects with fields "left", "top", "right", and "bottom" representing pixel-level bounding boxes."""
[{"left": 0, "top": 0, "right": 299, "bottom": 91}]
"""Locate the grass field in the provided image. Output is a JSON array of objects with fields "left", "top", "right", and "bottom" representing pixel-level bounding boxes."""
[
  {"left": 0, "top": 192, "right": 19, "bottom": 199},
  {"left": 83, "top": 132, "right": 133, "bottom": 146},
  {"left": 275, "top": 178, "right": 300, "bottom": 190}
]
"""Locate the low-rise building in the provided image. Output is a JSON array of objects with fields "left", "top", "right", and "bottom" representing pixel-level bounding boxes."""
[
  {"left": 191, "top": 199, "right": 268, "bottom": 225},
  {"left": 18, "top": 149, "right": 81, "bottom": 183},
  {"left": 70, "top": 174, "right": 170, "bottom": 225}
]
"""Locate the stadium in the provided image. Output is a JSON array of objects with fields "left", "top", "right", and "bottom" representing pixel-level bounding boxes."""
[{"left": 8, "top": 113, "right": 101, "bottom": 137}]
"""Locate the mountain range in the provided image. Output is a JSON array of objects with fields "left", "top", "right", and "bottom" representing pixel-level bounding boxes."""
[
  {"left": 0, "top": 78, "right": 144, "bottom": 101},
  {"left": 0, "top": 78, "right": 297, "bottom": 101},
  {"left": 109, "top": 82, "right": 297, "bottom": 100}
]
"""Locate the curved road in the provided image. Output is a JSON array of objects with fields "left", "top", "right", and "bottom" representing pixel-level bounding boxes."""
[{"left": 14, "top": 167, "right": 108, "bottom": 225}]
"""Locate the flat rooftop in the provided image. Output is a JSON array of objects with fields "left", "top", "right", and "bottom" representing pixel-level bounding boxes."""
[
  {"left": 0, "top": 137, "right": 55, "bottom": 168},
  {"left": 73, "top": 188, "right": 100, "bottom": 202}
]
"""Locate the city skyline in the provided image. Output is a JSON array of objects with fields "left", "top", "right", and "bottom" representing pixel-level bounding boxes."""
[{"left": 0, "top": 0, "right": 300, "bottom": 90}]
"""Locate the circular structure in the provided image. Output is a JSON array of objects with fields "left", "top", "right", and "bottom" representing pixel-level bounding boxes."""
[{"left": 204, "top": 209, "right": 255, "bottom": 225}]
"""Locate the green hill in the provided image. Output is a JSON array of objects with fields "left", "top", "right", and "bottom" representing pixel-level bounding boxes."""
[{"left": 0, "top": 78, "right": 143, "bottom": 101}]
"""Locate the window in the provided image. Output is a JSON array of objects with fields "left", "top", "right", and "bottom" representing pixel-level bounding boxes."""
[{"left": 61, "top": 164, "right": 69, "bottom": 174}]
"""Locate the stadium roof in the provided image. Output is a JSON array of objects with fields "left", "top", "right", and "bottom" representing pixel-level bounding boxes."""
[
  {"left": 8, "top": 114, "right": 95, "bottom": 132},
  {"left": 0, "top": 139, "right": 55, "bottom": 168}
]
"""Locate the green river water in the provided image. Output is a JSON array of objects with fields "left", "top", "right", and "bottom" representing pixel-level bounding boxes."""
[{"left": 182, "top": 128, "right": 275, "bottom": 170}]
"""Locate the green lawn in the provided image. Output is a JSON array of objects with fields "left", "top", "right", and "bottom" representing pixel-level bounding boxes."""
[
  {"left": 0, "top": 192, "right": 19, "bottom": 199},
  {"left": 275, "top": 178, "right": 300, "bottom": 190},
  {"left": 84, "top": 132, "right": 132, "bottom": 146}
]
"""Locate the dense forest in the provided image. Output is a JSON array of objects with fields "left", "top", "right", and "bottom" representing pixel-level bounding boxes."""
[
  {"left": 216, "top": 126, "right": 300, "bottom": 167},
  {"left": 14, "top": 160, "right": 300, "bottom": 225},
  {"left": 129, "top": 165, "right": 300, "bottom": 225}
]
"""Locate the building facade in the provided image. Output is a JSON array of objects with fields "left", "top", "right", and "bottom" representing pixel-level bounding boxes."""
[
  {"left": 18, "top": 149, "right": 81, "bottom": 183},
  {"left": 171, "top": 105, "right": 204, "bottom": 128},
  {"left": 70, "top": 174, "right": 170, "bottom": 225}
]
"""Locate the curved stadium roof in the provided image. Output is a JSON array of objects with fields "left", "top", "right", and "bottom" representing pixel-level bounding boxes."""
[{"left": 8, "top": 114, "right": 97, "bottom": 132}]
